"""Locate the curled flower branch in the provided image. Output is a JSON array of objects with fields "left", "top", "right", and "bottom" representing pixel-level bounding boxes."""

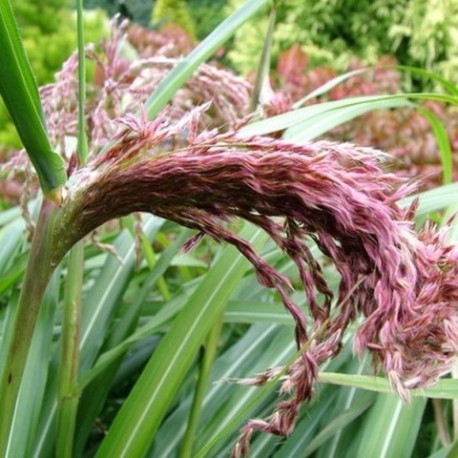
[{"left": 51, "top": 105, "right": 458, "bottom": 455}]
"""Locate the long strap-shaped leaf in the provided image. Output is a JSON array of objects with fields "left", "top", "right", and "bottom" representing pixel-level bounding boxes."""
[
  {"left": 95, "top": 224, "right": 266, "bottom": 457},
  {"left": 0, "top": 0, "right": 66, "bottom": 200}
]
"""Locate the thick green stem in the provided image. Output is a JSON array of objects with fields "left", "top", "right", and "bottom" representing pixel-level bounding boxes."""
[
  {"left": 179, "top": 311, "right": 225, "bottom": 458},
  {"left": 56, "top": 241, "right": 84, "bottom": 458},
  {"left": 0, "top": 200, "right": 61, "bottom": 456}
]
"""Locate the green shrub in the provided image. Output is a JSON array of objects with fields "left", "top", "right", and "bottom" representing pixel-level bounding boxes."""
[
  {"left": 151, "top": 0, "right": 195, "bottom": 38},
  {"left": 187, "top": 0, "right": 229, "bottom": 39},
  {"left": 227, "top": 0, "right": 458, "bottom": 81}
]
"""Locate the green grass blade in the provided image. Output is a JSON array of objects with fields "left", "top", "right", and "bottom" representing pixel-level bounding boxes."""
[
  {"left": 319, "top": 373, "right": 458, "bottom": 399},
  {"left": 0, "top": 0, "right": 66, "bottom": 197},
  {"left": 427, "top": 439, "right": 458, "bottom": 458},
  {"left": 154, "top": 324, "right": 282, "bottom": 457},
  {"left": 249, "top": 6, "right": 276, "bottom": 112},
  {"left": 0, "top": 252, "right": 27, "bottom": 296},
  {"left": 0, "top": 0, "right": 40, "bottom": 108},
  {"left": 7, "top": 268, "right": 60, "bottom": 458},
  {"left": 293, "top": 68, "right": 373, "bottom": 107},
  {"left": 74, "top": 226, "right": 187, "bottom": 455},
  {"left": 0, "top": 219, "right": 26, "bottom": 277},
  {"left": 250, "top": 347, "right": 354, "bottom": 458},
  {"left": 79, "top": 217, "right": 164, "bottom": 372},
  {"left": 416, "top": 106, "right": 453, "bottom": 184},
  {"left": 56, "top": 0, "right": 88, "bottom": 435},
  {"left": 268, "top": 390, "right": 339, "bottom": 458},
  {"left": 284, "top": 98, "right": 412, "bottom": 142},
  {"left": 0, "top": 203, "right": 25, "bottom": 226},
  {"left": 393, "top": 65, "right": 458, "bottom": 95},
  {"left": 194, "top": 335, "right": 354, "bottom": 457},
  {"left": 194, "top": 328, "right": 296, "bottom": 458},
  {"left": 400, "top": 183, "right": 458, "bottom": 215},
  {"left": 104, "top": 227, "right": 189, "bottom": 348},
  {"left": 178, "top": 311, "right": 225, "bottom": 458},
  {"left": 315, "top": 357, "right": 371, "bottom": 458},
  {"left": 355, "top": 394, "right": 426, "bottom": 458},
  {"left": 31, "top": 217, "right": 163, "bottom": 457},
  {"left": 239, "top": 93, "right": 458, "bottom": 138},
  {"left": 293, "top": 65, "right": 458, "bottom": 108},
  {"left": 225, "top": 300, "right": 293, "bottom": 324},
  {"left": 78, "top": 292, "right": 191, "bottom": 392},
  {"left": 95, "top": 224, "right": 267, "bottom": 457},
  {"left": 0, "top": 293, "right": 19, "bottom": 380},
  {"left": 77, "top": 225, "right": 185, "bottom": 391},
  {"left": 144, "top": 0, "right": 269, "bottom": 119},
  {"left": 301, "top": 392, "right": 375, "bottom": 457}
]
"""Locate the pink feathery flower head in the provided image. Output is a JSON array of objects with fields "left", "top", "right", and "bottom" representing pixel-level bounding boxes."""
[
  {"left": 55, "top": 104, "right": 458, "bottom": 456},
  {"left": 36, "top": 16, "right": 251, "bottom": 165}
]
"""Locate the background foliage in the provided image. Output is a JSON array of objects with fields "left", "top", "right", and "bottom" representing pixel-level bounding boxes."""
[
  {"left": 85, "top": 0, "right": 153, "bottom": 26},
  {"left": 227, "top": 0, "right": 458, "bottom": 80}
]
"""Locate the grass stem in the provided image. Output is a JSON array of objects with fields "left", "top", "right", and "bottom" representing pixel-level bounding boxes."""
[{"left": 0, "top": 201, "right": 59, "bottom": 456}]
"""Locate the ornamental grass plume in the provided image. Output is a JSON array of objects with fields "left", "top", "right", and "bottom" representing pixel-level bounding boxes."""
[
  {"left": 39, "top": 18, "right": 250, "bottom": 160},
  {"left": 6, "top": 17, "right": 458, "bottom": 456},
  {"left": 51, "top": 104, "right": 458, "bottom": 456}
]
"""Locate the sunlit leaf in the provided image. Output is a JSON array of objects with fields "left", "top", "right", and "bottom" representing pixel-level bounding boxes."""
[{"left": 0, "top": 0, "right": 66, "bottom": 196}]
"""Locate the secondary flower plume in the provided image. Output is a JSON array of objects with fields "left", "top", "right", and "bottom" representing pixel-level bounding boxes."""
[{"left": 54, "top": 104, "right": 458, "bottom": 456}]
